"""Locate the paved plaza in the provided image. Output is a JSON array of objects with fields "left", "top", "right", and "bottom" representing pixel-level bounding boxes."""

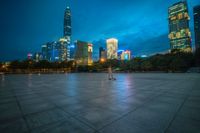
[{"left": 0, "top": 73, "right": 200, "bottom": 133}]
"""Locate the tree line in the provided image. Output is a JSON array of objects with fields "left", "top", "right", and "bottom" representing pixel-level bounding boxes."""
[{"left": 1, "top": 48, "right": 200, "bottom": 73}]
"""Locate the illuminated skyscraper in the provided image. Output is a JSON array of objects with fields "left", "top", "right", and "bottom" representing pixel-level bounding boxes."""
[
  {"left": 70, "top": 44, "right": 75, "bottom": 60},
  {"left": 41, "top": 44, "right": 48, "bottom": 60},
  {"left": 41, "top": 39, "right": 68, "bottom": 62},
  {"left": 64, "top": 6, "right": 72, "bottom": 37},
  {"left": 106, "top": 38, "right": 118, "bottom": 59},
  {"left": 74, "top": 40, "right": 93, "bottom": 66},
  {"left": 58, "top": 38, "right": 68, "bottom": 61},
  {"left": 64, "top": 6, "right": 72, "bottom": 60},
  {"left": 194, "top": 5, "right": 200, "bottom": 51},
  {"left": 168, "top": 1, "right": 192, "bottom": 52}
]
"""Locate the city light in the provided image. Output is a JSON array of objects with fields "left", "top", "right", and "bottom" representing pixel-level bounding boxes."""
[
  {"left": 70, "top": 45, "right": 75, "bottom": 48},
  {"left": 107, "top": 38, "right": 118, "bottom": 59}
]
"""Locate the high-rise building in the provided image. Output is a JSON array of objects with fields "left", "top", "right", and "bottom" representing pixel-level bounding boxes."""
[
  {"left": 121, "top": 50, "right": 131, "bottom": 60},
  {"left": 74, "top": 40, "right": 93, "bottom": 66},
  {"left": 33, "top": 52, "right": 42, "bottom": 62},
  {"left": 64, "top": 6, "right": 72, "bottom": 60},
  {"left": 70, "top": 44, "right": 75, "bottom": 60},
  {"left": 88, "top": 44, "right": 93, "bottom": 66},
  {"left": 41, "top": 44, "right": 48, "bottom": 60},
  {"left": 99, "top": 47, "right": 107, "bottom": 62},
  {"left": 117, "top": 50, "right": 124, "bottom": 60},
  {"left": 64, "top": 6, "right": 72, "bottom": 37},
  {"left": 58, "top": 38, "right": 68, "bottom": 61},
  {"left": 107, "top": 38, "right": 118, "bottom": 59},
  {"left": 41, "top": 40, "right": 68, "bottom": 62},
  {"left": 168, "top": 1, "right": 192, "bottom": 52},
  {"left": 194, "top": 5, "right": 200, "bottom": 51}
]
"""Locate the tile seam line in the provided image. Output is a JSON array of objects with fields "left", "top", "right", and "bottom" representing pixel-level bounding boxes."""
[
  {"left": 163, "top": 83, "right": 197, "bottom": 133},
  {"left": 12, "top": 91, "right": 32, "bottom": 133},
  {"left": 33, "top": 90, "right": 99, "bottom": 133},
  {"left": 97, "top": 91, "right": 166, "bottom": 132}
]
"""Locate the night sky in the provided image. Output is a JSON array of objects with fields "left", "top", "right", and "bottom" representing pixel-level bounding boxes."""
[{"left": 0, "top": 0, "right": 199, "bottom": 61}]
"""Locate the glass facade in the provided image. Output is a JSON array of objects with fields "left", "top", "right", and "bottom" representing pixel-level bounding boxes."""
[
  {"left": 74, "top": 40, "right": 93, "bottom": 66},
  {"left": 64, "top": 6, "right": 72, "bottom": 60},
  {"left": 64, "top": 7, "right": 72, "bottom": 37},
  {"left": 168, "top": 1, "right": 192, "bottom": 52},
  {"left": 194, "top": 5, "right": 200, "bottom": 50},
  {"left": 99, "top": 47, "right": 107, "bottom": 62},
  {"left": 41, "top": 40, "right": 68, "bottom": 62}
]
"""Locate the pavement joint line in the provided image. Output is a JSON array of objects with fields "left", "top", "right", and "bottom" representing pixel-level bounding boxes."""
[
  {"left": 163, "top": 84, "right": 196, "bottom": 133},
  {"left": 28, "top": 80, "right": 167, "bottom": 132},
  {"left": 12, "top": 90, "right": 32, "bottom": 133},
  {"left": 33, "top": 90, "right": 99, "bottom": 132},
  {"left": 52, "top": 103, "right": 100, "bottom": 132},
  {"left": 97, "top": 91, "right": 166, "bottom": 132},
  {"left": 29, "top": 117, "right": 70, "bottom": 132}
]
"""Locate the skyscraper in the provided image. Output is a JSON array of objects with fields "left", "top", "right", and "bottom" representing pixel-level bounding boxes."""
[
  {"left": 107, "top": 38, "right": 118, "bottom": 59},
  {"left": 168, "top": 1, "right": 192, "bottom": 52},
  {"left": 74, "top": 40, "right": 93, "bottom": 66},
  {"left": 64, "top": 6, "right": 72, "bottom": 60},
  {"left": 194, "top": 5, "right": 200, "bottom": 51},
  {"left": 58, "top": 38, "right": 68, "bottom": 61},
  {"left": 64, "top": 6, "right": 72, "bottom": 37},
  {"left": 41, "top": 44, "right": 48, "bottom": 60}
]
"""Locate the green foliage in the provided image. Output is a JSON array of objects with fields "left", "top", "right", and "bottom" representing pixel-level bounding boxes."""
[{"left": 6, "top": 51, "right": 198, "bottom": 72}]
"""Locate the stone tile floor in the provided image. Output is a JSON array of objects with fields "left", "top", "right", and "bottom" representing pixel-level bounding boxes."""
[{"left": 0, "top": 73, "right": 200, "bottom": 133}]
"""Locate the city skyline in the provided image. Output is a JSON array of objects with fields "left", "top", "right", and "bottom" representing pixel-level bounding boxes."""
[{"left": 0, "top": 0, "right": 199, "bottom": 61}]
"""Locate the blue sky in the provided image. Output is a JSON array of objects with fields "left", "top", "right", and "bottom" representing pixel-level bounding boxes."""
[{"left": 0, "top": 0, "right": 199, "bottom": 61}]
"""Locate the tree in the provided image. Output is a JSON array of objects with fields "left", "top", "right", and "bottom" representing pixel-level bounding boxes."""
[
  {"left": 141, "top": 60, "right": 153, "bottom": 71},
  {"left": 170, "top": 57, "right": 187, "bottom": 72}
]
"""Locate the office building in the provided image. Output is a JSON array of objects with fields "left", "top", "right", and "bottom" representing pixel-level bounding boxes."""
[
  {"left": 58, "top": 38, "right": 68, "bottom": 61},
  {"left": 41, "top": 44, "right": 48, "bottom": 60},
  {"left": 117, "top": 50, "right": 124, "bottom": 60},
  {"left": 64, "top": 6, "right": 72, "bottom": 37},
  {"left": 41, "top": 39, "right": 68, "bottom": 62},
  {"left": 107, "top": 38, "right": 118, "bottom": 59},
  {"left": 168, "top": 1, "right": 192, "bottom": 52},
  {"left": 74, "top": 40, "right": 93, "bottom": 66},
  {"left": 64, "top": 6, "right": 72, "bottom": 59},
  {"left": 33, "top": 53, "right": 43, "bottom": 62},
  {"left": 99, "top": 47, "right": 107, "bottom": 62},
  {"left": 121, "top": 50, "right": 131, "bottom": 60},
  {"left": 70, "top": 44, "right": 75, "bottom": 60},
  {"left": 194, "top": 5, "right": 200, "bottom": 51}
]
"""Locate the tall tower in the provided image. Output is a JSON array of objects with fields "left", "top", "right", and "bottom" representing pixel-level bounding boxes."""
[
  {"left": 64, "top": 6, "right": 72, "bottom": 37},
  {"left": 106, "top": 38, "right": 118, "bottom": 59},
  {"left": 168, "top": 1, "right": 192, "bottom": 52},
  {"left": 194, "top": 5, "right": 200, "bottom": 51},
  {"left": 64, "top": 6, "right": 72, "bottom": 60}
]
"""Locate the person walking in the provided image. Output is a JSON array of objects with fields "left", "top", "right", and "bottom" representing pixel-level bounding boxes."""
[{"left": 108, "top": 66, "right": 115, "bottom": 80}]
